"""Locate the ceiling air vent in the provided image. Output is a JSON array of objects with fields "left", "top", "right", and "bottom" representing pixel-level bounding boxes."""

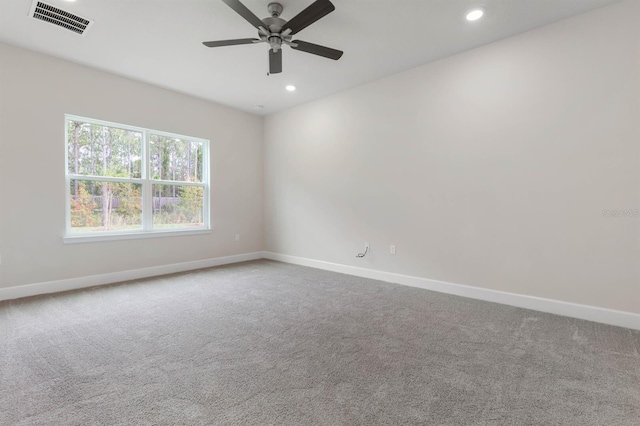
[{"left": 29, "top": 1, "right": 93, "bottom": 35}]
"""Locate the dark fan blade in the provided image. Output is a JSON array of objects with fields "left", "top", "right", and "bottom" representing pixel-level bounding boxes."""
[
  {"left": 203, "top": 38, "right": 259, "bottom": 47},
  {"left": 269, "top": 49, "right": 282, "bottom": 74},
  {"left": 282, "top": 0, "right": 335, "bottom": 35},
  {"left": 221, "top": 0, "right": 265, "bottom": 30},
  {"left": 291, "top": 40, "right": 343, "bottom": 60}
]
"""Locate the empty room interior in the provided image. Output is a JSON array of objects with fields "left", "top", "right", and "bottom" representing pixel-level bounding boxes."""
[{"left": 0, "top": 0, "right": 639, "bottom": 424}]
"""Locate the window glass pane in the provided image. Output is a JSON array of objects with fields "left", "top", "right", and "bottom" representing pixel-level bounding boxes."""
[
  {"left": 152, "top": 184, "right": 204, "bottom": 229},
  {"left": 67, "top": 121, "right": 142, "bottom": 178},
  {"left": 70, "top": 179, "right": 142, "bottom": 233},
  {"left": 150, "top": 135, "right": 203, "bottom": 182}
]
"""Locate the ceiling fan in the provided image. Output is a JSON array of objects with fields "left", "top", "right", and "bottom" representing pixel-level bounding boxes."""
[{"left": 203, "top": 0, "right": 343, "bottom": 74}]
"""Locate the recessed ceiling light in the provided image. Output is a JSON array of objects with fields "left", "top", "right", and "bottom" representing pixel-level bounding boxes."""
[
  {"left": 285, "top": 85, "right": 296, "bottom": 92},
  {"left": 466, "top": 8, "right": 484, "bottom": 21}
]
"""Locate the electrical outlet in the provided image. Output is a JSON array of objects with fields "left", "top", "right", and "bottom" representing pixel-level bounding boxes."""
[{"left": 390, "top": 245, "right": 396, "bottom": 255}]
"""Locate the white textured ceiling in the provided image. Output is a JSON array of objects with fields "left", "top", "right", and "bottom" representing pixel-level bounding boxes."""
[{"left": 0, "top": 0, "right": 623, "bottom": 115}]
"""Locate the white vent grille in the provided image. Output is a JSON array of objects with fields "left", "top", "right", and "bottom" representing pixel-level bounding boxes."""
[{"left": 30, "top": 1, "right": 93, "bottom": 35}]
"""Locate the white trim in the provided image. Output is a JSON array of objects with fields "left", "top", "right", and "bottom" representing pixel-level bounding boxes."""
[
  {"left": 201, "top": 138, "right": 211, "bottom": 231},
  {"left": 0, "top": 252, "right": 264, "bottom": 302},
  {"left": 263, "top": 252, "right": 640, "bottom": 331},
  {"left": 63, "top": 228, "right": 212, "bottom": 244},
  {"left": 65, "top": 115, "right": 71, "bottom": 236},
  {"left": 67, "top": 175, "right": 143, "bottom": 184},
  {"left": 142, "top": 128, "right": 152, "bottom": 229}
]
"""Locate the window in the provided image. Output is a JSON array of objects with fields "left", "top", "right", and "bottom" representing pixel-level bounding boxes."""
[{"left": 65, "top": 115, "right": 209, "bottom": 242}]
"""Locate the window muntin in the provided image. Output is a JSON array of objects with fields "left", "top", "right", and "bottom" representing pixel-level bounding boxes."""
[{"left": 65, "top": 115, "right": 209, "bottom": 239}]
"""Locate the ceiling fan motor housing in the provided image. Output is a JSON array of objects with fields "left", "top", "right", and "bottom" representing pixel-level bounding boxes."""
[{"left": 261, "top": 16, "right": 286, "bottom": 33}]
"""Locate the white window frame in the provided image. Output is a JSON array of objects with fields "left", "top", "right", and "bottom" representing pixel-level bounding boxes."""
[{"left": 64, "top": 114, "right": 211, "bottom": 243}]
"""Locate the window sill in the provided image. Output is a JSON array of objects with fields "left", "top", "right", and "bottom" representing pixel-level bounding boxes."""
[{"left": 63, "top": 228, "right": 212, "bottom": 244}]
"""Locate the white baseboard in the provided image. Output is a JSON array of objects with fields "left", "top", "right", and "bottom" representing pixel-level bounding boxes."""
[
  {"left": 263, "top": 252, "right": 640, "bottom": 331},
  {"left": 0, "top": 252, "right": 264, "bottom": 302},
  {"left": 3, "top": 250, "right": 638, "bottom": 330}
]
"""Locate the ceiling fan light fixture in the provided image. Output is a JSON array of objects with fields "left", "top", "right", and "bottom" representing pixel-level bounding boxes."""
[{"left": 466, "top": 8, "right": 485, "bottom": 21}]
